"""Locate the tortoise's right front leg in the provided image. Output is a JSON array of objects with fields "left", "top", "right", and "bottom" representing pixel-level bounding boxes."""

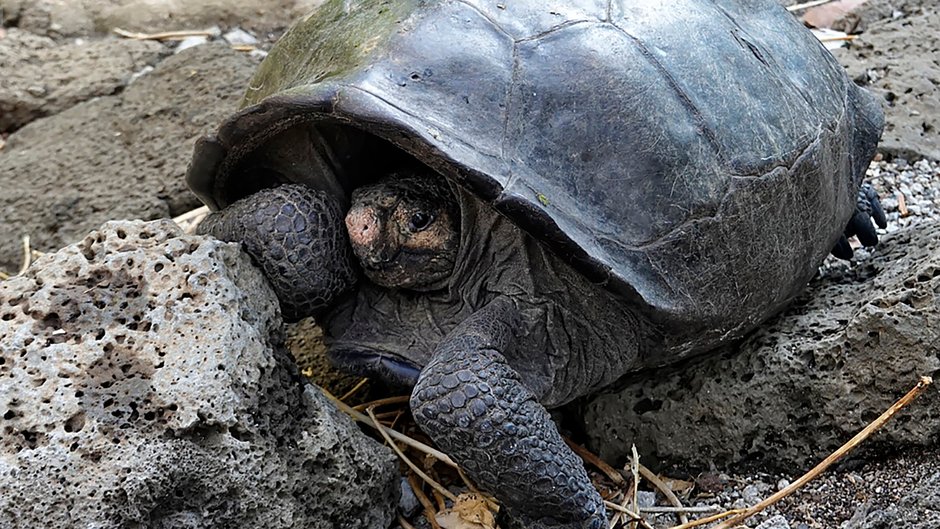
[
  {"left": 411, "top": 297, "right": 606, "bottom": 529},
  {"left": 198, "top": 184, "right": 357, "bottom": 321}
]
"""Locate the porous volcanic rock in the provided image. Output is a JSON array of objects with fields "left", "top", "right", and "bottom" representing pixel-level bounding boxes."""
[
  {"left": 0, "top": 28, "right": 165, "bottom": 132},
  {"left": 0, "top": 42, "right": 261, "bottom": 273},
  {"left": 0, "top": 220, "right": 399, "bottom": 529},
  {"left": 835, "top": 9, "right": 940, "bottom": 161},
  {"left": 582, "top": 221, "right": 940, "bottom": 470}
]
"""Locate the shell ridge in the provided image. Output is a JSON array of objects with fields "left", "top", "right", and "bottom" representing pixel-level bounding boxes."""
[
  {"left": 454, "top": 0, "right": 515, "bottom": 41},
  {"left": 635, "top": 132, "right": 825, "bottom": 253},
  {"left": 343, "top": 84, "right": 501, "bottom": 160},
  {"left": 514, "top": 19, "right": 597, "bottom": 44},
  {"left": 709, "top": 0, "right": 831, "bottom": 124},
  {"left": 500, "top": 42, "right": 522, "bottom": 187},
  {"left": 608, "top": 22, "right": 724, "bottom": 161}
]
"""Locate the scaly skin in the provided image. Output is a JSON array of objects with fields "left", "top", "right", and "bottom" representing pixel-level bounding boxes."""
[
  {"left": 197, "top": 184, "right": 357, "bottom": 321},
  {"left": 410, "top": 297, "right": 607, "bottom": 529}
]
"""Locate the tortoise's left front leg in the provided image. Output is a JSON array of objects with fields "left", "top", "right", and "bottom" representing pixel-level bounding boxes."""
[
  {"left": 411, "top": 297, "right": 606, "bottom": 529},
  {"left": 197, "top": 184, "right": 357, "bottom": 322}
]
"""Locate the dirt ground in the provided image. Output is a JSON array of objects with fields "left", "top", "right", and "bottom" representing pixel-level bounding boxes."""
[{"left": 0, "top": 0, "right": 938, "bottom": 528}]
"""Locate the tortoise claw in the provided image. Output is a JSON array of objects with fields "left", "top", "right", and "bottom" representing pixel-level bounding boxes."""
[
  {"left": 831, "top": 235, "right": 854, "bottom": 260},
  {"left": 831, "top": 183, "right": 885, "bottom": 260}
]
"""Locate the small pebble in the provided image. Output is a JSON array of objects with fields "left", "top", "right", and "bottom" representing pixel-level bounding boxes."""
[
  {"left": 742, "top": 483, "right": 763, "bottom": 504},
  {"left": 223, "top": 28, "right": 259, "bottom": 46},
  {"left": 755, "top": 514, "right": 791, "bottom": 529},
  {"left": 636, "top": 490, "right": 657, "bottom": 508},
  {"left": 398, "top": 478, "right": 419, "bottom": 517},
  {"left": 176, "top": 36, "right": 209, "bottom": 53}
]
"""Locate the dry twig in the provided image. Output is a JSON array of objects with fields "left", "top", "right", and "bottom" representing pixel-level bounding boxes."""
[
  {"left": 339, "top": 377, "right": 370, "bottom": 402},
  {"left": 898, "top": 192, "right": 910, "bottom": 217},
  {"left": 408, "top": 472, "right": 444, "bottom": 529},
  {"left": 18, "top": 235, "right": 32, "bottom": 275},
  {"left": 786, "top": 0, "right": 835, "bottom": 11},
  {"left": 323, "top": 389, "right": 458, "bottom": 468},
  {"left": 602, "top": 501, "right": 654, "bottom": 529},
  {"left": 630, "top": 446, "right": 641, "bottom": 529},
  {"left": 353, "top": 395, "right": 411, "bottom": 411},
  {"left": 398, "top": 514, "right": 420, "bottom": 529},
  {"left": 172, "top": 206, "right": 210, "bottom": 234},
  {"left": 367, "top": 406, "right": 457, "bottom": 502},
  {"left": 638, "top": 465, "right": 690, "bottom": 525},
  {"left": 565, "top": 438, "right": 626, "bottom": 486},
  {"left": 113, "top": 27, "right": 219, "bottom": 41}
]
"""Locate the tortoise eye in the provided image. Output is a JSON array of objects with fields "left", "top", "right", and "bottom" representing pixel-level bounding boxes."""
[{"left": 408, "top": 212, "right": 433, "bottom": 232}]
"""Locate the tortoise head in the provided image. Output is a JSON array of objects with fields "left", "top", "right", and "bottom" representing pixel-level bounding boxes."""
[{"left": 345, "top": 169, "right": 460, "bottom": 291}]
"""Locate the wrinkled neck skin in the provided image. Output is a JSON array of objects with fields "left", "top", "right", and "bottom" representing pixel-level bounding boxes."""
[{"left": 322, "top": 184, "right": 645, "bottom": 408}]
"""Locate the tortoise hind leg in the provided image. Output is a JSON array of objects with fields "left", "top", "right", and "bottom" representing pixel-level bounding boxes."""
[
  {"left": 198, "top": 184, "right": 357, "bottom": 321},
  {"left": 832, "top": 183, "right": 888, "bottom": 260},
  {"left": 411, "top": 297, "right": 607, "bottom": 529}
]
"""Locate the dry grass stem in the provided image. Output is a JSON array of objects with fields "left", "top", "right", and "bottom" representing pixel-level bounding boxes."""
[
  {"left": 339, "top": 377, "right": 370, "bottom": 402},
  {"left": 565, "top": 437, "right": 626, "bottom": 486},
  {"left": 696, "top": 376, "right": 934, "bottom": 529},
  {"left": 786, "top": 0, "right": 835, "bottom": 11},
  {"left": 641, "top": 506, "right": 721, "bottom": 514},
  {"left": 630, "top": 446, "right": 641, "bottom": 529},
  {"left": 603, "top": 501, "right": 654, "bottom": 529},
  {"left": 353, "top": 395, "right": 411, "bottom": 411},
  {"left": 113, "top": 27, "right": 219, "bottom": 41},
  {"left": 366, "top": 406, "right": 458, "bottom": 502},
  {"left": 667, "top": 508, "right": 747, "bottom": 529},
  {"left": 819, "top": 35, "right": 858, "bottom": 42},
  {"left": 610, "top": 481, "right": 635, "bottom": 529},
  {"left": 898, "top": 192, "right": 910, "bottom": 217},
  {"left": 172, "top": 206, "right": 210, "bottom": 234},
  {"left": 408, "top": 472, "right": 444, "bottom": 529},
  {"left": 398, "top": 514, "right": 420, "bottom": 529},
  {"left": 639, "top": 464, "right": 690, "bottom": 525},
  {"left": 18, "top": 235, "right": 32, "bottom": 275},
  {"left": 322, "top": 389, "right": 458, "bottom": 468}
]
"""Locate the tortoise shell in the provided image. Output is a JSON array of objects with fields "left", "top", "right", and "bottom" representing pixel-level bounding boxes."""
[{"left": 187, "top": 0, "right": 882, "bottom": 339}]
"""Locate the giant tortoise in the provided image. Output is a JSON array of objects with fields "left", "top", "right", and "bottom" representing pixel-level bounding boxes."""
[{"left": 187, "top": 0, "right": 886, "bottom": 526}]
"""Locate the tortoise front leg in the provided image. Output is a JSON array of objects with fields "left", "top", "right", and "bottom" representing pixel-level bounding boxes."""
[
  {"left": 411, "top": 297, "right": 606, "bottom": 529},
  {"left": 198, "top": 184, "right": 357, "bottom": 321}
]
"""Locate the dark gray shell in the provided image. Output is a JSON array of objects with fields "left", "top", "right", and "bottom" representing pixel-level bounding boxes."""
[{"left": 188, "top": 0, "right": 883, "bottom": 336}]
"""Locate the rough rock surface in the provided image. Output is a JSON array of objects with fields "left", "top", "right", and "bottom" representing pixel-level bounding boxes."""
[
  {"left": 0, "top": 28, "right": 164, "bottom": 132},
  {"left": 834, "top": 8, "right": 940, "bottom": 161},
  {"left": 0, "top": 220, "right": 399, "bottom": 529},
  {"left": 0, "top": 0, "right": 324, "bottom": 37},
  {"left": 0, "top": 42, "right": 261, "bottom": 273},
  {"left": 582, "top": 221, "right": 940, "bottom": 470}
]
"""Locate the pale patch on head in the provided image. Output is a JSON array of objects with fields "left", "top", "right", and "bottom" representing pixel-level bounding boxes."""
[{"left": 345, "top": 170, "right": 460, "bottom": 291}]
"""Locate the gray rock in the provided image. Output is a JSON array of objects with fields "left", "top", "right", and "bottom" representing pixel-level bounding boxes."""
[
  {"left": 582, "top": 221, "right": 940, "bottom": 470},
  {"left": 0, "top": 29, "right": 165, "bottom": 132},
  {"left": 0, "top": 0, "right": 325, "bottom": 37},
  {"left": 223, "top": 27, "right": 259, "bottom": 46},
  {"left": 834, "top": 10, "right": 940, "bottom": 161},
  {"left": 0, "top": 43, "right": 262, "bottom": 273},
  {"left": 175, "top": 35, "right": 211, "bottom": 53},
  {"left": 756, "top": 515, "right": 791, "bottom": 529},
  {"left": 0, "top": 220, "right": 399, "bottom": 529}
]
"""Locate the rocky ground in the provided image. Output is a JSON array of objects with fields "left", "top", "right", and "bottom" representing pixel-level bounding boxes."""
[{"left": 1, "top": 0, "right": 938, "bottom": 528}]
